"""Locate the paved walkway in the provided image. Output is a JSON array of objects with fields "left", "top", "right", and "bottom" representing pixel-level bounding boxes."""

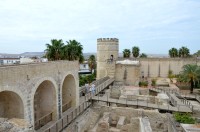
[{"left": 92, "top": 96, "right": 192, "bottom": 113}]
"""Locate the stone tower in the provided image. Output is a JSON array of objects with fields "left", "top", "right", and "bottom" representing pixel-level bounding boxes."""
[{"left": 97, "top": 38, "right": 119, "bottom": 79}]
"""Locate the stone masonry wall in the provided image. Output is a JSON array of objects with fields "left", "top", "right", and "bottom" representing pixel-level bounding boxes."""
[{"left": 0, "top": 61, "right": 79, "bottom": 129}]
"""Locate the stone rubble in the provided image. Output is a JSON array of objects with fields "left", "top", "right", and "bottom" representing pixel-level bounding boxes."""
[{"left": 0, "top": 118, "right": 33, "bottom": 132}]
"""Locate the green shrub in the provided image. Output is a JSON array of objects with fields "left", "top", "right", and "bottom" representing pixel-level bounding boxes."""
[
  {"left": 151, "top": 79, "right": 156, "bottom": 86},
  {"left": 139, "top": 81, "right": 148, "bottom": 87},
  {"left": 174, "top": 112, "right": 196, "bottom": 124},
  {"left": 79, "top": 73, "right": 96, "bottom": 87}
]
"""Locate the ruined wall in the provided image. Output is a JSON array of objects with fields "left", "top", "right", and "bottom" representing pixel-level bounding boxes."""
[
  {"left": 84, "top": 106, "right": 168, "bottom": 132},
  {"left": 115, "top": 64, "right": 140, "bottom": 85},
  {"left": 0, "top": 61, "right": 79, "bottom": 128}
]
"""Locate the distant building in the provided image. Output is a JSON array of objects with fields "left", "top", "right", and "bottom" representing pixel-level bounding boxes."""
[
  {"left": 0, "top": 58, "right": 20, "bottom": 65},
  {"left": 20, "top": 58, "right": 34, "bottom": 64},
  {"left": 79, "top": 61, "right": 91, "bottom": 75},
  {"left": 20, "top": 57, "right": 48, "bottom": 64}
]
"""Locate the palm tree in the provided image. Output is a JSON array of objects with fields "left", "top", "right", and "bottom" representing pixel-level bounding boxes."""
[
  {"left": 194, "top": 50, "right": 200, "bottom": 57},
  {"left": 45, "top": 39, "right": 65, "bottom": 60},
  {"left": 88, "top": 55, "right": 96, "bottom": 72},
  {"left": 132, "top": 46, "right": 140, "bottom": 58},
  {"left": 140, "top": 53, "right": 147, "bottom": 58},
  {"left": 123, "top": 49, "right": 131, "bottom": 58},
  {"left": 180, "top": 64, "right": 200, "bottom": 93},
  {"left": 179, "top": 46, "right": 190, "bottom": 58},
  {"left": 169, "top": 48, "right": 178, "bottom": 58},
  {"left": 64, "top": 40, "right": 83, "bottom": 63}
]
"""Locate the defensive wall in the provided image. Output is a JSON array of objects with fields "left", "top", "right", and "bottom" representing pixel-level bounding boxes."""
[
  {"left": 139, "top": 58, "right": 200, "bottom": 78},
  {"left": 0, "top": 61, "right": 79, "bottom": 130},
  {"left": 97, "top": 38, "right": 200, "bottom": 85}
]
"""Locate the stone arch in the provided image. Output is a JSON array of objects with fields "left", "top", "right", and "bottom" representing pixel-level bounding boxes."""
[
  {"left": 0, "top": 86, "right": 27, "bottom": 119},
  {"left": 61, "top": 72, "right": 77, "bottom": 113},
  {"left": 31, "top": 78, "right": 58, "bottom": 130},
  {"left": 0, "top": 90, "right": 24, "bottom": 119}
]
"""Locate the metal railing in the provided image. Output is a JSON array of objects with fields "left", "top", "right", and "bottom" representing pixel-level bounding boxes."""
[{"left": 35, "top": 112, "right": 53, "bottom": 130}]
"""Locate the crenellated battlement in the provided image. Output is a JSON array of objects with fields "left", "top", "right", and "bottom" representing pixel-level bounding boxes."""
[{"left": 97, "top": 38, "right": 118, "bottom": 42}]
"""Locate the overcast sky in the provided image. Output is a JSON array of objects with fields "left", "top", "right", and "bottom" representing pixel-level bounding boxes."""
[{"left": 0, "top": 0, "right": 200, "bottom": 54}]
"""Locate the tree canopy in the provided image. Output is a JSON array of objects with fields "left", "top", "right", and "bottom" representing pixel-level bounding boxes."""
[
  {"left": 194, "top": 50, "right": 200, "bottom": 57},
  {"left": 45, "top": 39, "right": 84, "bottom": 63},
  {"left": 64, "top": 40, "right": 84, "bottom": 63},
  {"left": 88, "top": 55, "right": 96, "bottom": 71},
  {"left": 123, "top": 49, "right": 131, "bottom": 58},
  {"left": 179, "top": 46, "right": 190, "bottom": 58},
  {"left": 132, "top": 46, "right": 140, "bottom": 58},
  {"left": 169, "top": 48, "right": 178, "bottom": 58},
  {"left": 45, "top": 39, "right": 65, "bottom": 61},
  {"left": 179, "top": 64, "right": 200, "bottom": 93},
  {"left": 140, "top": 53, "right": 147, "bottom": 58}
]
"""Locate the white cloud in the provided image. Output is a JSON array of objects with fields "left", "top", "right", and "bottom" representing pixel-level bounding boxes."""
[{"left": 0, "top": 0, "right": 200, "bottom": 53}]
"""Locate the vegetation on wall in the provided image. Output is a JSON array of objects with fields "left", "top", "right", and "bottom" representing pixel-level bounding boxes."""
[
  {"left": 151, "top": 79, "right": 156, "bottom": 87},
  {"left": 139, "top": 81, "right": 148, "bottom": 87},
  {"left": 174, "top": 112, "right": 196, "bottom": 124},
  {"left": 168, "top": 70, "right": 175, "bottom": 79}
]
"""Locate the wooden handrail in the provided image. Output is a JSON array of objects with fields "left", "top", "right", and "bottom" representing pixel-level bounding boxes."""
[{"left": 35, "top": 112, "right": 53, "bottom": 123}]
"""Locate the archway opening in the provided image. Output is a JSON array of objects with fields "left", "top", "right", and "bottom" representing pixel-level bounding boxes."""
[
  {"left": 34, "top": 80, "right": 56, "bottom": 130},
  {"left": 62, "top": 74, "right": 76, "bottom": 113},
  {"left": 0, "top": 91, "right": 24, "bottom": 119}
]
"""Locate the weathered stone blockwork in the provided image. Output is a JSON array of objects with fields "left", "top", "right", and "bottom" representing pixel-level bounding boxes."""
[
  {"left": 139, "top": 58, "right": 199, "bottom": 78},
  {"left": 97, "top": 38, "right": 119, "bottom": 79},
  {"left": 0, "top": 61, "right": 79, "bottom": 129}
]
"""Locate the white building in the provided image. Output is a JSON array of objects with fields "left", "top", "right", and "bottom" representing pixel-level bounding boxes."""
[
  {"left": 79, "top": 61, "right": 91, "bottom": 75},
  {"left": 0, "top": 58, "right": 20, "bottom": 65}
]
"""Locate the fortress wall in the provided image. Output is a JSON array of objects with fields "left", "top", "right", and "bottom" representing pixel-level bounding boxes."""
[
  {"left": 169, "top": 60, "right": 183, "bottom": 75},
  {"left": 0, "top": 61, "right": 79, "bottom": 127},
  {"left": 148, "top": 60, "right": 159, "bottom": 77},
  {"left": 160, "top": 61, "right": 169, "bottom": 77},
  {"left": 140, "top": 61, "right": 148, "bottom": 77},
  {"left": 139, "top": 58, "right": 199, "bottom": 78},
  {"left": 115, "top": 64, "right": 140, "bottom": 85}
]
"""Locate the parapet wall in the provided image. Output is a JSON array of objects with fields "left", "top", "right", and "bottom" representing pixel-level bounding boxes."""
[{"left": 97, "top": 38, "right": 119, "bottom": 42}]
